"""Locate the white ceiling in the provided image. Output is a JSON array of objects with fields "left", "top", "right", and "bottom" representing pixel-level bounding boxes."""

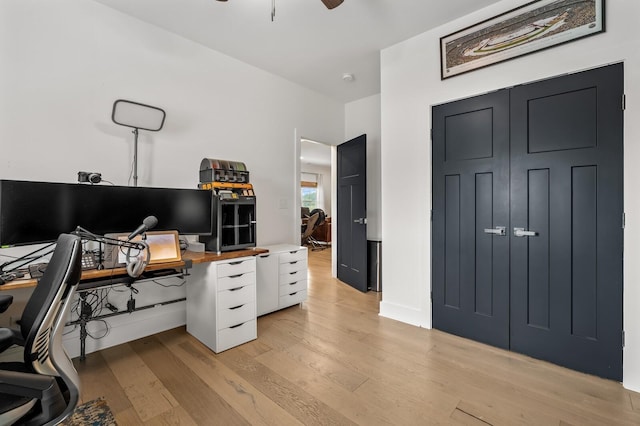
[
  {"left": 301, "top": 139, "right": 331, "bottom": 167},
  {"left": 93, "top": 0, "right": 501, "bottom": 103}
]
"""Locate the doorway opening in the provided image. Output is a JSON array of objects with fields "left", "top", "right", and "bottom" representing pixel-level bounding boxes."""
[{"left": 299, "top": 138, "right": 335, "bottom": 274}]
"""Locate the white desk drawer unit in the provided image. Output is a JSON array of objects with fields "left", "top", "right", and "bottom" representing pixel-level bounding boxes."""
[
  {"left": 280, "top": 278, "right": 306, "bottom": 294},
  {"left": 256, "top": 245, "right": 308, "bottom": 316},
  {"left": 218, "top": 258, "right": 255, "bottom": 277},
  {"left": 280, "top": 259, "right": 306, "bottom": 275},
  {"left": 218, "top": 301, "right": 256, "bottom": 330},
  {"left": 186, "top": 256, "right": 257, "bottom": 353}
]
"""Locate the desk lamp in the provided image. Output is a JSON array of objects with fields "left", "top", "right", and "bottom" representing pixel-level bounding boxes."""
[{"left": 111, "top": 99, "right": 166, "bottom": 187}]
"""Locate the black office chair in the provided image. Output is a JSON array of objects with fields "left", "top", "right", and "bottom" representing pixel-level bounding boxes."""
[
  {"left": 301, "top": 206, "right": 310, "bottom": 219},
  {"left": 0, "top": 233, "right": 83, "bottom": 425},
  {"left": 301, "top": 211, "right": 319, "bottom": 246},
  {"left": 302, "top": 209, "right": 327, "bottom": 251}
]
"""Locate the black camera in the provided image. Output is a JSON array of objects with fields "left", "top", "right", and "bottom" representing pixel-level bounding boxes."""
[{"left": 77, "top": 171, "right": 102, "bottom": 184}]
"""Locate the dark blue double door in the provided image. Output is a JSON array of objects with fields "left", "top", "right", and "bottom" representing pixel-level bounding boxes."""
[{"left": 432, "top": 64, "right": 623, "bottom": 380}]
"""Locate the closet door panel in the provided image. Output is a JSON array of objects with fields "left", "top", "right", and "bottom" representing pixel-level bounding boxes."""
[
  {"left": 432, "top": 89, "right": 510, "bottom": 349},
  {"left": 510, "top": 63, "right": 623, "bottom": 381}
]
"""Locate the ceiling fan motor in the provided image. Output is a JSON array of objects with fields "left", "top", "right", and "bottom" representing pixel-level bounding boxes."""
[
  {"left": 217, "top": 0, "right": 344, "bottom": 9},
  {"left": 321, "top": 0, "right": 344, "bottom": 9}
]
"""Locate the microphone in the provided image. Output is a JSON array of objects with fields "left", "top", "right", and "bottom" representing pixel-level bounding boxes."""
[{"left": 127, "top": 216, "right": 158, "bottom": 240}]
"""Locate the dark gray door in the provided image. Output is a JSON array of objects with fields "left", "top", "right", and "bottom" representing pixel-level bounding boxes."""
[
  {"left": 432, "top": 90, "right": 511, "bottom": 349},
  {"left": 432, "top": 63, "right": 623, "bottom": 380},
  {"left": 510, "top": 64, "right": 624, "bottom": 380},
  {"left": 337, "top": 134, "right": 368, "bottom": 292}
]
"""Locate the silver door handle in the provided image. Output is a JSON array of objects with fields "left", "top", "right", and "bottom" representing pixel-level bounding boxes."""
[
  {"left": 353, "top": 218, "right": 367, "bottom": 225},
  {"left": 484, "top": 226, "right": 506, "bottom": 236},
  {"left": 514, "top": 227, "right": 537, "bottom": 237}
]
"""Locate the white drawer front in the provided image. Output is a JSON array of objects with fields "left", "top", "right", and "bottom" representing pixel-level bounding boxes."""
[
  {"left": 279, "top": 259, "right": 307, "bottom": 275},
  {"left": 218, "top": 301, "right": 256, "bottom": 330},
  {"left": 217, "top": 319, "right": 257, "bottom": 352},
  {"left": 279, "top": 249, "right": 307, "bottom": 264},
  {"left": 217, "top": 258, "right": 256, "bottom": 278},
  {"left": 218, "top": 284, "right": 255, "bottom": 308},
  {"left": 218, "top": 271, "right": 255, "bottom": 291},
  {"left": 280, "top": 271, "right": 306, "bottom": 285},
  {"left": 279, "top": 289, "right": 307, "bottom": 307},
  {"left": 279, "top": 279, "right": 307, "bottom": 296}
]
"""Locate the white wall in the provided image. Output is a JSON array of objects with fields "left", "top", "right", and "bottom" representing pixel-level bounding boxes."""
[
  {"left": 0, "top": 0, "right": 344, "bottom": 247},
  {"left": 380, "top": 0, "right": 640, "bottom": 391},
  {"left": 0, "top": 0, "right": 343, "bottom": 354},
  {"left": 345, "top": 94, "right": 382, "bottom": 241}
]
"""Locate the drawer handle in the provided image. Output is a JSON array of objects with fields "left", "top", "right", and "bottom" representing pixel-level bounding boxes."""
[
  {"left": 229, "top": 304, "right": 245, "bottom": 310},
  {"left": 259, "top": 254, "right": 270, "bottom": 258},
  {"left": 289, "top": 251, "right": 298, "bottom": 254},
  {"left": 289, "top": 281, "right": 298, "bottom": 286},
  {"left": 289, "top": 261, "right": 298, "bottom": 265},
  {"left": 289, "top": 271, "right": 299, "bottom": 275},
  {"left": 229, "top": 274, "right": 244, "bottom": 279},
  {"left": 229, "top": 261, "right": 243, "bottom": 265},
  {"left": 229, "top": 286, "right": 244, "bottom": 292},
  {"left": 289, "top": 292, "right": 298, "bottom": 296},
  {"left": 229, "top": 322, "right": 245, "bottom": 329}
]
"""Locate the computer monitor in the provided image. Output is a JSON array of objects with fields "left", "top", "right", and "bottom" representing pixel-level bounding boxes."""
[{"left": 0, "top": 180, "right": 213, "bottom": 246}]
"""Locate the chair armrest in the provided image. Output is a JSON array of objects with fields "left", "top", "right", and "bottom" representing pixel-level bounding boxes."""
[
  {"left": 0, "top": 328, "right": 23, "bottom": 353},
  {"left": 0, "top": 294, "right": 13, "bottom": 313},
  {"left": 0, "top": 370, "right": 67, "bottom": 424},
  {"left": 0, "top": 370, "right": 59, "bottom": 398}
]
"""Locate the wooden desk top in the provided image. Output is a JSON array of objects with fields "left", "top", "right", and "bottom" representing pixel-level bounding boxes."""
[{"left": 0, "top": 248, "right": 268, "bottom": 291}]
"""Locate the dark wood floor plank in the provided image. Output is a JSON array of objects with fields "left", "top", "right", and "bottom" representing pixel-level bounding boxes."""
[
  {"left": 143, "top": 405, "right": 198, "bottom": 425},
  {"left": 255, "top": 344, "right": 399, "bottom": 425},
  {"left": 114, "top": 406, "right": 144, "bottom": 425},
  {"left": 631, "top": 391, "right": 640, "bottom": 412},
  {"left": 159, "top": 332, "right": 303, "bottom": 426},
  {"left": 72, "top": 351, "right": 133, "bottom": 416},
  {"left": 217, "top": 347, "right": 357, "bottom": 426},
  {"left": 100, "top": 343, "right": 179, "bottom": 422},
  {"left": 129, "top": 335, "right": 250, "bottom": 426}
]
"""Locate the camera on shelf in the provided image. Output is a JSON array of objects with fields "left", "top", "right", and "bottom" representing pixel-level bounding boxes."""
[{"left": 77, "top": 171, "right": 102, "bottom": 184}]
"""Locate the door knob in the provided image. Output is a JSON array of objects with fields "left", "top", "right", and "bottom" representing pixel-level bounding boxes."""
[
  {"left": 513, "top": 227, "right": 537, "bottom": 237},
  {"left": 353, "top": 218, "right": 367, "bottom": 225},
  {"left": 484, "top": 226, "right": 506, "bottom": 236}
]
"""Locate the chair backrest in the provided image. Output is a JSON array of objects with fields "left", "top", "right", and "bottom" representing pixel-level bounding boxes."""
[
  {"left": 7, "top": 234, "right": 82, "bottom": 425},
  {"left": 22, "top": 234, "right": 82, "bottom": 366},
  {"left": 21, "top": 234, "right": 83, "bottom": 424},
  {"left": 302, "top": 213, "right": 319, "bottom": 240},
  {"left": 309, "top": 209, "right": 326, "bottom": 227}
]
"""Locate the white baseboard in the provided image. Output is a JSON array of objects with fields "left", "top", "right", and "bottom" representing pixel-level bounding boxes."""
[
  {"left": 63, "top": 301, "right": 186, "bottom": 359},
  {"left": 623, "top": 375, "right": 640, "bottom": 393},
  {"left": 379, "top": 300, "right": 431, "bottom": 329}
]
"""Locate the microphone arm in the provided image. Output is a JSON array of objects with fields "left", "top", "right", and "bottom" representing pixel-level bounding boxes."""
[
  {"left": 0, "top": 242, "right": 56, "bottom": 273},
  {"left": 73, "top": 226, "right": 146, "bottom": 251}
]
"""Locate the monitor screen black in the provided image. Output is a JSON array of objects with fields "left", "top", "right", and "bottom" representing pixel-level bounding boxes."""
[{"left": 0, "top": 180, "right": 213, "bottom": 246}]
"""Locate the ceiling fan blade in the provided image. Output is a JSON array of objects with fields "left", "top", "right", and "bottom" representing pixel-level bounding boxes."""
[{"left": 321, "top": 0, "right": 344, "bottom": 9}]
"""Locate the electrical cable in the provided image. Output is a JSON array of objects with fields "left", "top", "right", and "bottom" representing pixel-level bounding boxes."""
[
  {"left": 151, "top": 278, "right": 186, "bottom": 288},
  {"left": 86, "top": 319, "right": 110, "bottom": 340}
]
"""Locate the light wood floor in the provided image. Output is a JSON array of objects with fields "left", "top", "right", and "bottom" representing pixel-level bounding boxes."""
[{"left": 75, "top": 249, "right": 640, "bottom": 425}]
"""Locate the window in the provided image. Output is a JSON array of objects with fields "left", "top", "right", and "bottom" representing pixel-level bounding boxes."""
[
  {"left": 301, "top": 173, "right": 319, "bottom": 210},
  {"left": 301, "top": 181, "right": 318, "bottom": 210}
]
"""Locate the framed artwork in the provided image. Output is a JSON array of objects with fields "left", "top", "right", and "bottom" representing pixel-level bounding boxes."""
[{"left": 440, "top": 0, "right": 605, "bottom": 79}]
